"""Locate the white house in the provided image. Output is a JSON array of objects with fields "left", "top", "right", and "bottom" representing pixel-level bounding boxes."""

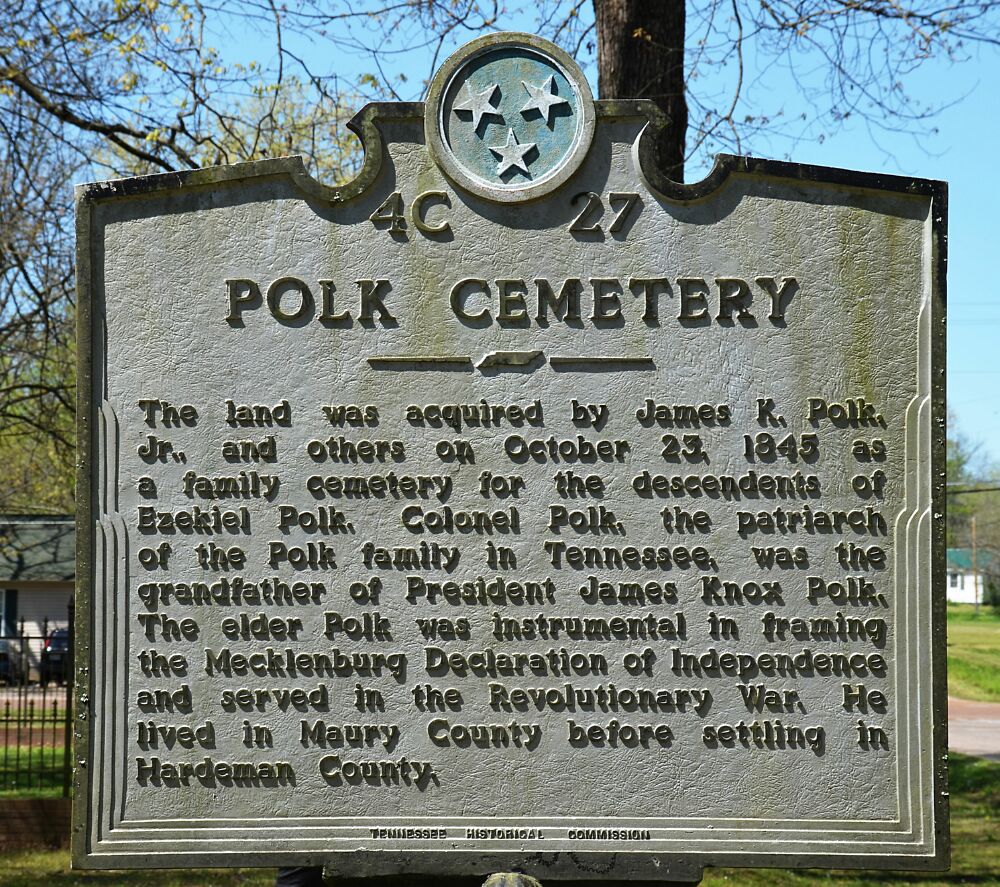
[
  {"left": 0, "top": 515, "right": 74, "bottom": 677},
  {"left": 946, "top": 547, "right": 990, "bottom": 605}
]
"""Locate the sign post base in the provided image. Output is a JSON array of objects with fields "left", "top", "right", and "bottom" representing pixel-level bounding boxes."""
[{"left": 319, "top": 872, "right": 703, "bottom": 887}]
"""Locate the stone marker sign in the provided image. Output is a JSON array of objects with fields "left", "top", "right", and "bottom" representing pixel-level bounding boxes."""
[{"left": 75, "top": 32, "right": 947, "bottom": 880}]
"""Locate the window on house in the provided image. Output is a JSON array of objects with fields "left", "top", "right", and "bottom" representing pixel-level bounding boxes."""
[
  {"left": 949, "top": 573, "right": 959, "bottom": 588},
  {"left": 0, "top": 588, "right": 17, "bottom": 637}
]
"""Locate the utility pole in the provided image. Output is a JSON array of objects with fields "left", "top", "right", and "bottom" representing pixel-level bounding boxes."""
[{"left": 972, "top": 514, "right": 979, "bottom": 614}]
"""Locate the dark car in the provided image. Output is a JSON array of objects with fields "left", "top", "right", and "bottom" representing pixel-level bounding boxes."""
[
  {"left": 0, "top": 639, "right": 23, "bottom": 685},
  {"left": 39, "top": 629, "right": 70, "bottom": 685}
]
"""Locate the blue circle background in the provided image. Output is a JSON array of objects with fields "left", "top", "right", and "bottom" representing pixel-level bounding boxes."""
[{"left": 441, "top": 47, "right": 580, "bottom": 188}]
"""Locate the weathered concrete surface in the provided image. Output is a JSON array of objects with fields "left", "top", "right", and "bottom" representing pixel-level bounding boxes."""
[{"left": 73, "top": 30, "right": 947, "bottom": 880}]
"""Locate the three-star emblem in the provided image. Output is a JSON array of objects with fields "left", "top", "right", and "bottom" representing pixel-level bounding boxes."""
[{"left": 452, "top": 74, "right": 571, "bottom": 179}]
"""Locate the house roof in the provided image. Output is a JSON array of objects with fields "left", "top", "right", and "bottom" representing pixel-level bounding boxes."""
[
  {"left": 0, "top": 516, "right": 75, "bottom": 583},
  {"left": 947, "top": 547, "right": 994, "bottom": 572}
]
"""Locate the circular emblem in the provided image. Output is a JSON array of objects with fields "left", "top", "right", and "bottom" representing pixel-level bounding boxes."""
[{"left": 426, "top": 33, "right": 596, "bottom": 203}]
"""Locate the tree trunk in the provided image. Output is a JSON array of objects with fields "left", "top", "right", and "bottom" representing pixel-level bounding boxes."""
[{"left": 594, "top": 0, "right": 687, "bottom": 182}]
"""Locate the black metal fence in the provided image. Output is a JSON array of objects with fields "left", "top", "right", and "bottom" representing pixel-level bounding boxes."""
[{"left": 0, "top": 607, "right": 73, "bottom": 796}]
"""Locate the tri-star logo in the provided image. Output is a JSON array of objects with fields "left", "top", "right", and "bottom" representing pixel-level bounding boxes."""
[{"left": 452, "top": 75, "right": 570, "bottom": 178}]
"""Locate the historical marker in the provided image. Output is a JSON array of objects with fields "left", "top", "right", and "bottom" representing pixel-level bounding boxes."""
[{"left": 75, "top": 32, "right": 948, "bottom": 880}]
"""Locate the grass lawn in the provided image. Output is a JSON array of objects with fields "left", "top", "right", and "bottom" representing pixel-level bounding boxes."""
[
  {"left": 947, "top": 603, "right": 1000, "bottom": 701},
  {"left": 0, "top": 859, "right": 274, "bottom": 887},
  {"left": 0, "top": 745, "right": 70, "bottom": 796},
  {"left": 0, "top": 754, "right": 996, "bottom": 887}
]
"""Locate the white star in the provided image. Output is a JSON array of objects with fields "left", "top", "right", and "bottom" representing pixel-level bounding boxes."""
[
  {"left": 520, "top": 75, "right": 569, "bottom": 125},
  {"left": 489, "top": 128, "right": 536, "bottom": 177},
  {"left": 452, "top": 81, "right": 502, "bottom": 132}
]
